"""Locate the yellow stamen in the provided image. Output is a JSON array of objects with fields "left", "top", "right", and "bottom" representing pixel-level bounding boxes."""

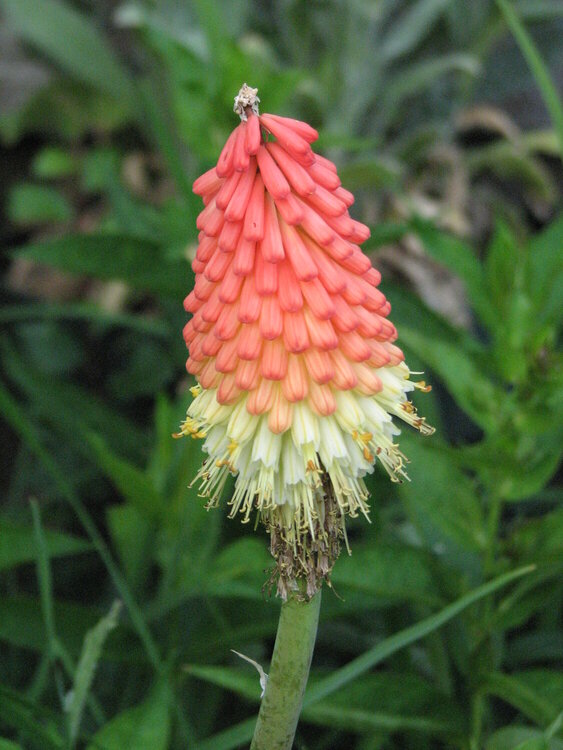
[{"left": 415, "top": 381, "right": 432, "bottom": 392}]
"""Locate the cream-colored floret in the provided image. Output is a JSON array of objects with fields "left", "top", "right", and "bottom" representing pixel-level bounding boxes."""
[{"left": 177, "top": 364, "right": 433, "bottom": 545}]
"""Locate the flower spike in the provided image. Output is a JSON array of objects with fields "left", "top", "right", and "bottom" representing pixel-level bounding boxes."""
[{"left": 179, "top": 85, "right": 434, "bottom": 599}]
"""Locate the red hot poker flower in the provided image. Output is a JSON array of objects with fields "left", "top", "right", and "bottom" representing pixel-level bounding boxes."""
[{"left": 178, "top": 84, "right": 434, "bottom": 598}]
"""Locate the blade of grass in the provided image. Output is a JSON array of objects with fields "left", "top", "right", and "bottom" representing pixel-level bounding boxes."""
[
  {"left": 186, "top": 664, "right": 463, "bottom": 736},
  {"left": 305, "top": 566, "right": 534, "bottom": 707},
  {"left": 546, "top": 711, "right": 563, "bottom": 740},
  {"left": 0, "top": 739, "right": 24, "bottom": 749},
  {"left": 0, "top": 519, "right": 91, "bottom": 572},
  {"left": 67, "top": 602, "right": 121, "bottom": 746},
  {"left": 197, "top": 565, "right": 534, "bottom": 750},
  {"left": 27, "top": 654, "right": 52, "bottom": 703},
  {"left": 304, "top": 705, "right": 459, "bottom": 735},
  {"left": 0, "top": 684, "right": 65, "bottom": 750},
  {"left": 30, "top": 500, "right": 106, "bottom": 731},
  {"left": 3, "top": 383, "right": 196, "bottom": 744},
  {"left": 481, "top": 672, "right": 558, "bottom": 726},
  {"left": 138, "top": 79, "right": 193, "bottom": 202},
  {"left": 1, "top": 383, "right": 162, "bottom": 672},
  {"left": 496, "top": 0, "right": 563, "bottom": 156},
  {"left": 30, "top": 500, "right": 58, "bottom": 657},
  {"left": 197, "top": 717, "right": 257, "bottom": 750}
]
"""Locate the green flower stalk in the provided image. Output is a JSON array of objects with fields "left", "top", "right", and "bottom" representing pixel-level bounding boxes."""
[{"left": 250, "top": 590, "right": 321, "bottom": 750}]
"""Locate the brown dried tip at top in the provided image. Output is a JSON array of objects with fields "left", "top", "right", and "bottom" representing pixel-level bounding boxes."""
[{"left": 233, "top": 83, "right": 261, "bottom": 120}]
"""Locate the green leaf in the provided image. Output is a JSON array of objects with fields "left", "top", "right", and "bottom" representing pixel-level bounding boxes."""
[
  {"left": 483, "top": 220, "right": 535, "bottom": 380},
  {"left": 409, "top": 217, "right": 495, "bottom": 328},
  {"left": 86, "top": 433, "right": 162, "bottom": 520},
  {"left": 0, "top": 79, "right": 129, "bottom": 144},
  {"left": 0, "top": 302, "right": 168, "bottom": 338},
  {"left": 487, "top": 727, "right": 559, "bottom": 750},
  {"left": 78, "top": 147, "right": 164, "bottom": 241},
  {"left": 363, "top": 223, "right": 410, "bottom": 251},
  {"left": 384, "top": 54, "right": 480, "bottom": 126},
  {"left": 106, "top": 505, "right": 153, "bottom": 590},
  {"left": 185, "top": 664, "right": 261, "bottom": 703},
  {"left": 31, "top": 500, "right": 103, "bottom": 747},
  {"left": 510, "top": 508, "right": 563, "bottom": 562},
  {"left": 380, "top": 0, "right": 454, "bottom": 62},
  {"left": 106, "top": 337, "right": 175, "bottom": 400},
  {"left": 485, "top": 220, "right": 520, "bottom": 317},
  {"left": 1, "top": 344, "right": 147, "bottom": 458},
  {"left": 397, "top": 327, "right": 502, "bottom": 432},
  {"left": 514, "top": 740, "right": 549, "bottom": 750},
  {"left": 331, "top": 542, "right": 440, "bottom": 605},
  {"left": 0, "top": 382, "right": 162, "bottom": 671},
  {"left": 30, "top": 498, "right": 60, "bottom": 668},
  {"left": 7, "top": 184, "right": 73, "bottom": 225},
  {"left": 13, "top": 234, "right": 189, "bottom": 299},
  {"left": 136, "top": 81, "right": 194, "bottom": 201},
  {"left": 13, "top": 321, "right": 85, "bottom": 376},
  {"left": 0, "top": 684, "right": 64, "bottom": 750},
  {"left": 188, "top": 666, "right": 464, "bottom": 736},
  {"left": 507, "top": 632, "right": 563, "bottom": 668},
  {"left": 482, "top": 671, "right": 561, "bottom": 727},
  {"left": 386, "top": 283, "right": 478, "bottom": 353},
  {"left": 0, "top": 596, "right": 143, "bottom": 663},
  {"left": 303, "top": 703, "right": 461, "bottom": 736},
  {"left": 337, "top": 159, "right": 402, "bottom": 190},
  {"left": 67, "top": 601, "right": 121, "bottom": 745},
  {"left": 197, "top": 718, "right": 256, "bottom": 750},
  {"left": 204, "top": 537, "right": 272, "bottom": 598},
  {"left": 32, "top": 147, "right": 78, "bottom": 179},
  {"left": 397, "top": 436, "right": 486, "bottom": 551},
  {"left": 500, "top": 449, "right": 563, "bottom": 502},
  {"left": 496, "top": 0, "right": 563, "bottom": 156},
  {"left": 303, "top": 704, "right": 462, "bottom": 735},
  {"left": 526, "top": 212, "right": 563, "bottom": 325},
  {"left": 85, "top": 681, "right": 171, "bottom": 750},
  {"left": 0, "top": 519, "right": 90, "bottom": 571},
  {"left": 0, "top": 0, "right": 135, "bottom": 110},
  {"left": 80, "top": 147, "right": 121, "bottom": 192},
  {"left": 305, "top": 566, "right": 534, "bottom": 707},
  {"left": 547, "top": 713, "right": 563, "bottom": 741},
  {"left": 0, "top": 739, "right": 25, "bottom": 750},
  {"left": 493, "top": 566, "right": 563, "bottom": 631},
  {"left": 517, "top": 672, "right": 563, "bottom": 717}
]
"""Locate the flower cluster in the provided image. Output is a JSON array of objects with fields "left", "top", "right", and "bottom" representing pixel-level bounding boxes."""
[{"left": 178, "top": 85, "right": 433, "bottom": 598}]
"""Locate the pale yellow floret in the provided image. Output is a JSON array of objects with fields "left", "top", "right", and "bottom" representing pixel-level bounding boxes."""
[{"left": 181, "top": 362, "right": 433, "bottom": 546}]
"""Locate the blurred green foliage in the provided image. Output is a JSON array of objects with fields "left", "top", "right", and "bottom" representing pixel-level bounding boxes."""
[{"left": 0, "top": 0, "right": 562, "bottom": 748}]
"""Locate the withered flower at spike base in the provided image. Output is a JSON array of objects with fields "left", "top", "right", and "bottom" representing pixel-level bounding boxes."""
[{"left": 177, "top": 84, "right": 434, "bottom": 599}]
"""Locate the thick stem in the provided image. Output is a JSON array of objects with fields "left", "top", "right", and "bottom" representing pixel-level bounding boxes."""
[{"left": 250, "top": 590, "right": 321, "bottom": 750}]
